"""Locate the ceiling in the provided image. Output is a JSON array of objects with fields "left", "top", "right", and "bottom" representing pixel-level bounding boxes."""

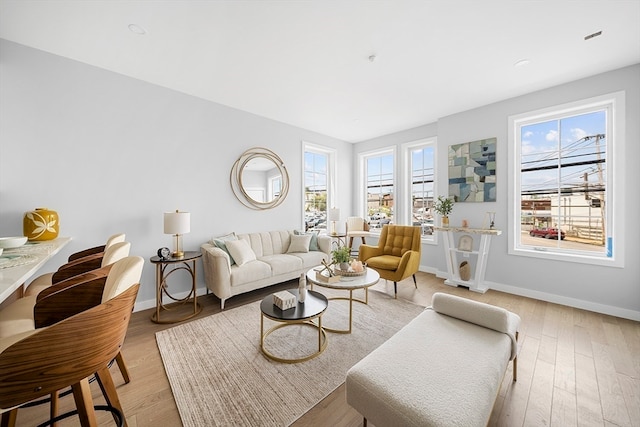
[{"left": 1, "top": 1, "right": 638, "bottom": 143}]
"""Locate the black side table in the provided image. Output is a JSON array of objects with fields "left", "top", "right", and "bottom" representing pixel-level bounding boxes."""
[{"left": 150, "top": 251, "right": 202, "bottom": 324}]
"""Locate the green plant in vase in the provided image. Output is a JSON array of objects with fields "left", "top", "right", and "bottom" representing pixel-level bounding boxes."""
[
  {"left": 331, "top": 245, "right": 351, "bottom": 271},
  {"left": 433, "top": 195, "right": 454, "bottom": 227}
]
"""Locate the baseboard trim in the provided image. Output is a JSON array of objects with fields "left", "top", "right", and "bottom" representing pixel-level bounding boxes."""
[{"left": 432, "top": 268, "right": 640, "bottom": 321}]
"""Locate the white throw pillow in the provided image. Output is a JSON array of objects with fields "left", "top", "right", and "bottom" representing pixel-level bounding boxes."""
[
  {"left": 225, "top": 239, "right": 256, "bottom": 266},
  {"left": 287, "top": 234, "right": 312, "bottom": 253}
]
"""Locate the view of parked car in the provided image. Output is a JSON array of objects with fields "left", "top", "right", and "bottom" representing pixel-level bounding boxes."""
[{"left": 529, "top": 227, "right": 565, "bottom": 240}]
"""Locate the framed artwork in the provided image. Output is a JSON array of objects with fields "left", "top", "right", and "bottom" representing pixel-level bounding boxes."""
[{"left": 448, "top": 137, "right": 496, "bottom": 202}]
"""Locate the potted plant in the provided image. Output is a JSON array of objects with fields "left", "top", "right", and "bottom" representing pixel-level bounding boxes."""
[
  {"left": 433, "top": 195, "right": 454, "bottom": 227},
  {"left": 331, "top": 245, "right": 351, "bottom": 271}
]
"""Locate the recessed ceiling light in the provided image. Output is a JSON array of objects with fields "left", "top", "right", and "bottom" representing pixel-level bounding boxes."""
[
  {"left": 514, "top": 59, "right": 530, "bottom": 68},
  {"left": 368, "top": 54, "right": 377, "bottom": 63},
  {"left": 128, "top": 24, "right": 147, "bottom": 35}
]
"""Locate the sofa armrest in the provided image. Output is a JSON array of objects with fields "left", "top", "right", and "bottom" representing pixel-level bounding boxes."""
[
  {"left": 201, "top": 243, "right": 232, "bottom": 301},
  {"left": 316, "top": 234, "right": 332, "bottom": 255}
]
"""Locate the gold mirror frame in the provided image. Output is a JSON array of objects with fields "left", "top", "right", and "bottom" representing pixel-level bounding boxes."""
[{"left": 230, "top": 147, "right": 290, "bottom": 210}]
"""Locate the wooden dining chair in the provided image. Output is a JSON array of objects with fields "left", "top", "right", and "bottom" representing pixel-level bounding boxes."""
[
  {"left": 24, "top": 240, "right": 130, "bottom": 297},
  {"left": 67, "top": 233, "right": 126, "bottom": 262},
  {"left": 0, "top": 284, "right": 139, "bottom": 427}
]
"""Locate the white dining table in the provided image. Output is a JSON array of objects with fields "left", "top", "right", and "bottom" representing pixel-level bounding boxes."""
[{"left": 0, "top": 237, "right": 71, "bottom": 304}]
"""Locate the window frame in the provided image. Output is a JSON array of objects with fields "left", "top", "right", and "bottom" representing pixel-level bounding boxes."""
[
  {"left": 357, "top": 147, "right": 397, "bottom": 234},
  {"left": 402, "top": 137, "right": 438, "bottom": 243},
  {"left": 507, "top": 91, "right": 625, "bottom": 267},
  {"left": 302, "top": 142, "right": 337, "bottom": 232}
]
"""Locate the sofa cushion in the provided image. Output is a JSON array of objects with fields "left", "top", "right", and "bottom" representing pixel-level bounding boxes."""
[
  {"left": 260, "top": 254, "right": 303, "bottom": 276},
  {"left": 294, "top": 230, "right": 319, "bottom": 251},
  {"left": 287, "top": 234, "right": 312, "bottom": 253},
  {"left": 211, "top": 232, "right": 238, "bottom": 265},
  {"left": 226, "top": 239, "right": 257, "bottom": 266},
  {"left": 230, "top": 259, "right": 271, "bottom": 286}
]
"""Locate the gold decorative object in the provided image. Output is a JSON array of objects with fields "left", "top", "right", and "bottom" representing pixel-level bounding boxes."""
[{"left": 23, "top": 208, "right": 59, "bottom": 241}]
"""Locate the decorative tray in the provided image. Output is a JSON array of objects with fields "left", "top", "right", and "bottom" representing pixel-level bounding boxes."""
[{"left": 333, "top": 266, "right": 367, "bottom": 277}]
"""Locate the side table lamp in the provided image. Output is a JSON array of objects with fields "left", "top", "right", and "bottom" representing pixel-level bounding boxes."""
[
  {"left": 164, "top": 210, "right": 190, "bottom": 258},
  {"left": 329, "top": 207, "right": 340, "bottom": 236}
]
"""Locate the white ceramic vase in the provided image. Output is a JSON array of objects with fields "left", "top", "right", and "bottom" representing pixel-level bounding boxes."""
[{"left": 298, "top": 273, "right": 307, "bottom": 303}]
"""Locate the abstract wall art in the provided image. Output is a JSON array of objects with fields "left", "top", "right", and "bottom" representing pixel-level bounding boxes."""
[{"left": 448, "top": 137, "right": 496, "bottom": 202}]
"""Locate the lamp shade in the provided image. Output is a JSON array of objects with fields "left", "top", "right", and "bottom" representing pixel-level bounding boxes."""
[
  {"left": 164, "top": 211, "right": 190, "bottom": 235},
  {"left": 328, "top": 208, "right": 340, "bottom": 222}
]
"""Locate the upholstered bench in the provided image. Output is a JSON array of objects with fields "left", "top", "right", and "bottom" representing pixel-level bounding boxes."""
[{"left": 346, "top": 292, "right": 520, "bottom": 427}]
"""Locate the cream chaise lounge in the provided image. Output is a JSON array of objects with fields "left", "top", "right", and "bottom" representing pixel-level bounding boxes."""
[
  {"left": 346, "top": 292, "right": 520, "bottom": 427},
  {"left": 201, "top": 230, "right": 331, "bottom": 309}
]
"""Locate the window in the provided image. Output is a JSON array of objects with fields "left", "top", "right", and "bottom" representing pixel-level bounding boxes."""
[
  {"left": 508, "top": 92, "right": 625, "bottom": 267},
  {"left": 360, "top": 149, "right": 395, "bottom": 231},
  {"left": 303, "top": 143, "right": 336, "bottom": 232},
  {"left": 406, "top": 139, "right": 436, "bottom": 239}
]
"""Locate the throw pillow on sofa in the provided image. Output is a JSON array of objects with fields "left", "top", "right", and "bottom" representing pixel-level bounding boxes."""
[
  {"left": 287, "top": 234, "right": 312, "bottom": 253},
  {"left": 211, "top": 232, "right": 238, "bottom": 265},
  {"left": 226, "top": 239, "right": 257, "bottom": 266},
  {"left": 293, "top": 230, "right": 319, "bottom": 251}
]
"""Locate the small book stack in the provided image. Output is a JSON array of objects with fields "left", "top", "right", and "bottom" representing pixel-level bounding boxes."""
[{"left": 273, "top": 290, "right": 296, "bottom": 310}]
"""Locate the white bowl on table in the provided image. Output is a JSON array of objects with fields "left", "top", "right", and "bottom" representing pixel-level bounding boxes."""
[{"left": 0, "top": 236, "right": 28, "bottom": 249}]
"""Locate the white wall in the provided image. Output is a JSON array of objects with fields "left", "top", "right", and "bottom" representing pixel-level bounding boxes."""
[
  {"left": 0, "top": 40, "right": 353, "bottom": 308},
  {"left": 355, "top": 64, "right": 640, "bottom": 320}
]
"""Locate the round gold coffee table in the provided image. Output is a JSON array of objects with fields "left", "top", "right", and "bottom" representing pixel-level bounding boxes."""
[
  {"left": 260, "top": 289, "right": 328, "bottom": 363},
  {"left": 306, "top": 267, "right": 380, "bottom": 334}
]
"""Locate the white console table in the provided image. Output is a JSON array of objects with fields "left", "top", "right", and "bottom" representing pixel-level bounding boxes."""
[{"left": 435, "top": 227, "right": 501, "bottom": 293}]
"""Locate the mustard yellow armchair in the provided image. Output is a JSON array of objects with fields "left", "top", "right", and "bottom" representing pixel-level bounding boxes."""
[{"left": 358, "top": 225, "right": 421, "bottom": 298}]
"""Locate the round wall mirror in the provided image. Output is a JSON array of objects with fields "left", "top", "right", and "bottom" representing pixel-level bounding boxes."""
[{"left": 230, "top": 147, "right": 289, "bottom": 210}]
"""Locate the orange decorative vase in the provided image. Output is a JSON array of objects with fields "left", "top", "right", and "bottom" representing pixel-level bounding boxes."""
[{"left": 23, "top": 208, "right": 59, "bottom": 241}]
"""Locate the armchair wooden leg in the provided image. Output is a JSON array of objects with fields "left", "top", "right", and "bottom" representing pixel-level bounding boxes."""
[
  {"left": 115, "top": 351, "right": 131, "bottom": 384},
  {"left": 71, "top": 378, "right": 98, "bottom": 427},
  {"left": 393, "top": 282, "right": 397, "bottom": 299},
  {"left": 363, "top": 417, "right": 367, "bottom": 427},
  {"left": 412, "top": 274, "right": 417, "bottom": 289},
  {"left": 95, "top": 366, "right": 128, "bottom": 427}
]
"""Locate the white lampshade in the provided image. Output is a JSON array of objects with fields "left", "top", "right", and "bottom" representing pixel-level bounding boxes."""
[
  {"left": 328, "top": 208, "right": 340, "bottom": 222},
  {"left": 164, "top": 211, "right": 190, "bottom": 235}
]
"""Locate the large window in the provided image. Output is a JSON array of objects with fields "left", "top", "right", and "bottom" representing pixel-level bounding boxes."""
[
  {"left": 407, "top": 139, "right": 436, "bottom": 238},
  {"left": 303, "top": 143, "right": 336, "bottom": 232},
  {"left": 508, "top": 92, "right": 625, "bottom": 266},
  {"left": 360, "top": 149, "right": 395, "bottom": 231}
]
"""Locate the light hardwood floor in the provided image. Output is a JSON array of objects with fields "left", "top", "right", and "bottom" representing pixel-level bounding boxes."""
[{"left": 14, "top": 272, "right": 640, "bottom": 427}]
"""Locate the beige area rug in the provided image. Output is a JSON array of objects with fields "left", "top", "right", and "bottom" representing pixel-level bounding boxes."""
[{"left": 156, "top": 287, "right": 425, "bottom": 427}]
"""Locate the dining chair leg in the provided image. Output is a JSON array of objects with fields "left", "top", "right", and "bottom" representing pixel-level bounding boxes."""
[
  {"left": 95, "top": 366, "right": 128, "bottom": 427},
  {"left": 71, "top": 378, "right": 98, "bottom": 427},
  {"left": 51, "top": 390, "right": 60, "bottom": 427},
  {"left": 115, "top": 352, "right": 131, "bottom": 384},
  {"left": 0, "top": 409, "right": 17, "bottom": 427}
]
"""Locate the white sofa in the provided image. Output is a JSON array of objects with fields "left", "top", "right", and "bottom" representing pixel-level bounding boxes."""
[
  {"left": 346, "top": 292, "right": 521, "bottom": 427},
  {"left": 201, "top": 230, "right": 332, "bottom": 309}
]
